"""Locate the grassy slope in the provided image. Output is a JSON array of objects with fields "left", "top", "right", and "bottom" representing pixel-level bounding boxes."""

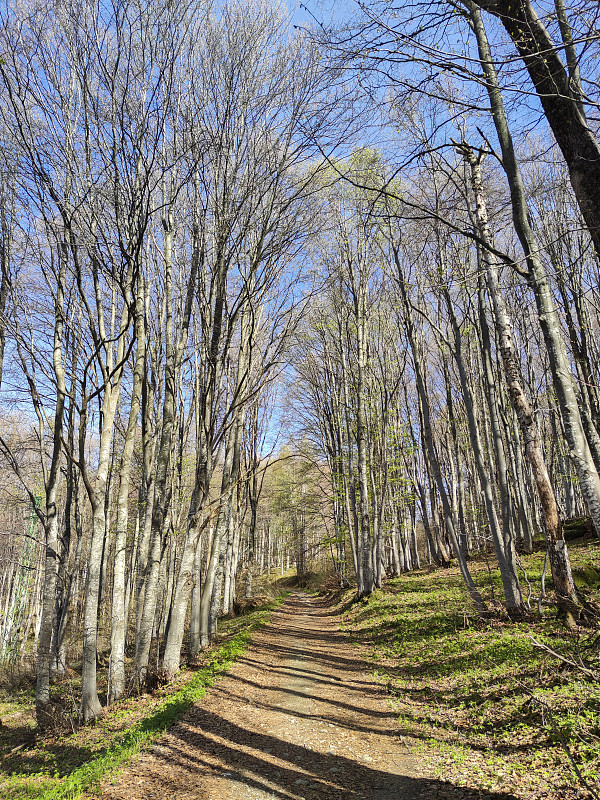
[
  {"left": 0, "top": 597, "right": 284, "bottom": 800},
  {"left": 341, "top": 539, "right": 600, "bottom": 800}
]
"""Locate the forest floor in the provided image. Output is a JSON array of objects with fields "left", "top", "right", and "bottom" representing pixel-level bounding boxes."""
[
  {"left": 94, "top": 591, "right": 516, "bottom": 800},
  {"left": 341, "top": 539, "right": 600, "bottom": 800},
  {"left": 95, "top": 538, "right": 600, "bottom": 800},
  {"left": 0, "top": 600, "right": 282, "bottom": 799},
  {"left": 1, "top": 538, "right": 599, "bottom": 800}
]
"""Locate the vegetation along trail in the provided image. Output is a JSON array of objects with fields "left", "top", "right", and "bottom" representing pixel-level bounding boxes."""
[
  {"left": 98, "top": 593, "right": 514, "bottom": 800},
  {"left": 2, "top": 0, "right": 600, "bottom": 797}
]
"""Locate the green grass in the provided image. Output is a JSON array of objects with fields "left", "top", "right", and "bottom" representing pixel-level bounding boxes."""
[
  {"left": 0, "top": 596, "right": 285, "bottom": 800},
  {"left": 342, "top": 541, "right": 600, "bottom": 799}
]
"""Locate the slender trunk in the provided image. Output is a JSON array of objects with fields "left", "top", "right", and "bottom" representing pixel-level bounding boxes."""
[
  {"left": 443, "top": 284, "right": 523, "bottom": 613},
  {"left": 355, "top": 304, "right": 374, "bottom": 596},
  {"left": 108, "top": 284, "right": 145, "bottom": 703},
  {"left": 161, "top": 510, "right": 210, "bottom": 676},
  {"left": 189, "top": 536, "right": 203, "bottom": 657},
  {"left": 461, "top": 145, "right": 579, "bottom": 614},
  {"left": 244, "top": 475, "right": 259, "bottom": 598},
  {"left": 340, "top": 346, "right": 363, "bottom": 591},
  {"left": 36, "top": 237, "right": 67, "bottom": 727},
  {"left": 198, "top": 404, "right": 244, "bottom": 648},
  {"left": 468, "top": 2, "right": 600, "bottom": 540},
  {"left": 136, "top": 202, "right": 197, "bottom": 685},
  {"left": 36, "top": 502, "right": 59, "bottom": 728},
  {"left": 394, "top": 252, "right": 487, "bottom": 614},
  {"left": 81, "top": 384, "right": 121, "bottom": 722},
  {"left": 222, "top": 507, "right": 236, "bottom": 616}
]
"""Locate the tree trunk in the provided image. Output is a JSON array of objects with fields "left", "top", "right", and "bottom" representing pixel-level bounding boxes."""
[
  {"left": 393, "top": 250, "right": 487, "bottom": 615},
  {"left": 443, "top": 283, "right": 523, "bottom": 613},
  {"left": 468, "top": 0, "right": 600, "bottom": 541},
  {"left": 36, "top": 502, "right": 59, "bottom": 729},
  {"left": 461, "top": 144, "right": 579, "bottom": 615},
  {"left": 135, "top": 203, "right": 197, "bottom": 686},
  {"left": 355, "top": 298, "right": 374, "bottom": 596},
  {"left": 189, "top": 536, "right": 203, "bottom": 658},
  {"left": 474, "top": 0, "right": 600, "bottom": 258},
  {"left": 108, "top": 284, "right": 145, "bottom": 703},
  {"left": 81, "top": 382, "right": 121, "bottom": 723}
]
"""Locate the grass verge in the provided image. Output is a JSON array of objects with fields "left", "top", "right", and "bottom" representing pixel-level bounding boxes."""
[
  {"left": 341, "top": 540, "right": 600, "bottom": 800},
  {"left": 0, "top": 596, "right": 285, "bottom": 800}
]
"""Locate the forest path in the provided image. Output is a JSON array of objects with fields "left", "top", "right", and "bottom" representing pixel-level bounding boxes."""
[{"left": 98, "top": 593, "right": 448, "bottom": 800}]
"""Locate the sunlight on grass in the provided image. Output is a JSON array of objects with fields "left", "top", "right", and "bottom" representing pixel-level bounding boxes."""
[
  {"left": 0, "top": 597, "right": 285, "bottom": 800},
  {"left": 344, "top": 542, "right": 600, "bottom": 799}
]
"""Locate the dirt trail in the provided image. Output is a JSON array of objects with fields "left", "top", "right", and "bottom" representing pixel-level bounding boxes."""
[{"left": 98, "top": 594, "right": 503, "bottom": 800}]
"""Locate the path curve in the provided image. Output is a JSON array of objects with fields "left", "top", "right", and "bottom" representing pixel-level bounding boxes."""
[{"left": 100, "top": 593, "right": 428, "bottom": 800}]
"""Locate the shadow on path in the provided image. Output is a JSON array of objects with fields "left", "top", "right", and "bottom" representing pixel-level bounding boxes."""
[
  {"left": 101, "top": 592, "right": 522, "bottom": 800},
  {"left": 155, "top": 706, "right": 521, "bottom": 800}
]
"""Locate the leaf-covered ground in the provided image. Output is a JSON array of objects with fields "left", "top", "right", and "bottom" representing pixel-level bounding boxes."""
[
  {"left": 1, "top": 543, "right": 599, "bottom": 800},
  {"left": 342, "top": 538, "right": 600, "bottom": 800},
  {"left": 0, "top": 599, "right": 282, "bottom": 800}
]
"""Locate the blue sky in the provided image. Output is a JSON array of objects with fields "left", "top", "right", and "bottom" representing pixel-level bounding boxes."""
[{"left": 286, "top": 0, "right": 353, "bottom": 30}]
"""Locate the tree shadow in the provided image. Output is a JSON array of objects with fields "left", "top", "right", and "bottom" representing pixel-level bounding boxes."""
[
  {"left": 0, "top": 731, "right": 95, "bottom": 778},
  {"left": 148, "top": 706, "right": 521, "bottom": 800}
]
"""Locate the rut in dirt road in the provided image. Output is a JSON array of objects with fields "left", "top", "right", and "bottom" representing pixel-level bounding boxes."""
[{"left": 100, "top": 593, "right": 519, "bottom": 800}]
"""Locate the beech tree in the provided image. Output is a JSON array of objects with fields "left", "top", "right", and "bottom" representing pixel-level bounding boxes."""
[{"left": 1, "top": 0, "right": 600, "bottom": 734}]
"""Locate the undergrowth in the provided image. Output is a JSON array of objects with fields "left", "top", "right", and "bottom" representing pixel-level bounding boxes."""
[
  {"left": 342, "top": 540, "right": 600, "bottom": 800},
  {"left": 0, "top": 596, "right": 284, "bottom": 800}
]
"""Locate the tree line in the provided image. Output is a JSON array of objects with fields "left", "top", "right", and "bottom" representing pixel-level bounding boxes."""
[
  {"left": 0, "top": 0, "right": 349, "bottom": 725},
  {"left": 0, "top": 0, "right": 599, "bottom": 730},
  {"left": 289, "top": 0, "right": 600, "bottom": 617}
]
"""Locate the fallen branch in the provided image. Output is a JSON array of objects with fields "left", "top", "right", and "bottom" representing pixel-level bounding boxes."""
[{"left": 529, "top": 635, "right": 599, "bottom": 681}]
